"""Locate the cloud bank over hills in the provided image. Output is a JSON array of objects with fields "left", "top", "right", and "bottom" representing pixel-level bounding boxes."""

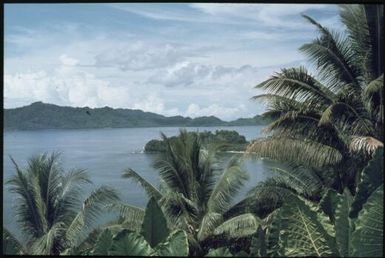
[{"left": 4, "top": 3, "right": 340, "bottom": 120}]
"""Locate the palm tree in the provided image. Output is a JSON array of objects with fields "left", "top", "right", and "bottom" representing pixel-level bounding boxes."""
[
  {"left": 248, "top": 4, "right": 384, "bottom": 193},
  {"left": 3, "top": 152, "right": 119, "bottom": 255},
  {"left": 116, "top": 130, "right": 262, "bottom": 256}
]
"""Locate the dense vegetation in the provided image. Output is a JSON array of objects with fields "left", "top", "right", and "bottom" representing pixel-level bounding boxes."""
[
  {"left": 144, "top": 130, "right": 249, "bottom": 152},
  {"left": 3, "top": 4, "right": 383, "bottom": 257},
  {"left": 4, "top": 102, "right": 270, "bottom": 130}
]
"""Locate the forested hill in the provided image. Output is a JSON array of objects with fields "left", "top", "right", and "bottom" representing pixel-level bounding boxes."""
[{"left": 4, "top": 102, "right": 271, "bottom": 130}]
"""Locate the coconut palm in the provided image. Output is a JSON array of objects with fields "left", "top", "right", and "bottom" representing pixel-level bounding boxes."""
[
  {"left": 115, "top": 130, "right": 262, "bottom": 256},
  {"left": 3, "top": 152, "right": 119, "bottom": 255},
  {"left": 248, "top": 4, "right": 384, "bottom": 193}
]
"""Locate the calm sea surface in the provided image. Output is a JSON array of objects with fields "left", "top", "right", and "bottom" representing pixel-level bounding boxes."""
[{"left": 3, "top": 126, "right": 280, "bottom": 239}]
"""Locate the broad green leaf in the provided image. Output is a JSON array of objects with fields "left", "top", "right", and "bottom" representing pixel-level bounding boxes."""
[
  {"left": 109, "top": 229, "right": 153, "bottom": 256},
  {"left": 213, "top": 213, "right": 261, "bottom": 238},
  {"left": 91, "top": 228, "right": 113, "bottom": 255},
  {"left": 205, "top": 247, "right": 232, "bottom": 257},
  {"left": 250, "top": 226, "right": 266, "bottom": 257},
  {"left": 318, "top": 188, "right": 340, "bottom": 223},
  {"left": 276, "top": 196, "right": 338, "bottom": 257},
  {"left": 351, "top": 184, "right": 383, "bottom": 257},
  {"left": 141, "top": 197, "right": 170, "bottom": 247},
  {"left": 334, "top": 188, "right": 353, "bottom": 257},
  {"left": 350, "top": 147, "right": 383, "bottom": 218},
  {"left": 152, "top": 230, "right": 189, "bottom": 256}
]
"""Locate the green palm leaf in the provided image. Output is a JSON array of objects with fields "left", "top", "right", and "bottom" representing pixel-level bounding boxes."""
[
  {"left": 207, "top": 157, "right": 249, "bottom": 214},
  {"left": 213, "top": 213, "right": 261, "bottom": 238},
  {"left": 255, "top": 66, "right": 336, "bottom": 104},
  {"left": 122, "top": 168, "right": 163, "bottom": 200},
  {"left": 246, "top": 137, "right": 342, "bottom": 168},
  {"left": 106, "top": 202, "right": 145, "bottom": 231},
  {"left": 339, "top": 4, "right": 372, "bottom": 80},
  {"left": 8, "top": 156, "right": 45, "bottom": 238},
  {"left": 197, "top": 212, "right": 223, "bottom": 241},
  {"left": 66, "top": 186, "right": 119, "bottom": 247},
  {"left": 3, "top": 228, "right": 25, "bottom": 255},
  {"left": 301, "top": 15, "right": 361, "bottom": 90}
]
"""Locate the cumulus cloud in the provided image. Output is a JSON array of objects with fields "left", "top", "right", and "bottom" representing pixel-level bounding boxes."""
[
  {"left": 4, "top": 54, "right": 184, "bottom": 116},
  {"left": 5, "top": 54, "right": 132, "bottom": 108},
  {"left": 4, "top": 4, "right": 340, "bottom": 120},
  {"left": 149, "top": 62, "right": 258, "bottom": 88},
  {"left": 59, "top": 54, "right": 79, "bottom": 66},
  {"left": 93, "top": 42, "right": 199, "bottom": 71}
]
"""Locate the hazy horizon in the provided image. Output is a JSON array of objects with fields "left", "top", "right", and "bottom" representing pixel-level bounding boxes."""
[{"left": 5, "top": 3, "right": 342, "bottom": 120}]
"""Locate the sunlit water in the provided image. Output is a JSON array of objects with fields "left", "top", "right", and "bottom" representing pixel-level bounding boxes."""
[{"left": 3, "top": 126, "right": 281, "bottom": 240}]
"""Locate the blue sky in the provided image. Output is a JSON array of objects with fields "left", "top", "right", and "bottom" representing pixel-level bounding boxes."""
[{"left": 4, "top": 3, "right": 342, "bottom": 120}]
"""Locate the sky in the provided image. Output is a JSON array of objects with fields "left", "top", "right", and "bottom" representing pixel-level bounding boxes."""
[{"left": 4, "top": 3, "right": 342, "bottom": 121}]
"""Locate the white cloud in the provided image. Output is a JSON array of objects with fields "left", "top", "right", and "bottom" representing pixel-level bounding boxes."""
[
  {"left": 93, "top": 42, "right": 196, "bottom": 71},
  {"left": 5, "top": 55, "right": 129, "bottom": 108},
  {"left": 190, "top": 3, "right": 331, "bottom": 27},
  {"left": 4, "top": 3, "right": 340, "bottom": 120},
  {"left": 59, "top": 54, "right": 79, "bottom": 66},
  {"left": 185, "top": 103, "right": 248, "bottom": 121},
  {"left": 149, "top": 62, "right": 258, "bottom": 88}
]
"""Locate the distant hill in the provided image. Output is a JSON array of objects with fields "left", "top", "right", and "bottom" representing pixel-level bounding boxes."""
[{"left": 4, "top": 102, "right": 271, "bottom": 130}]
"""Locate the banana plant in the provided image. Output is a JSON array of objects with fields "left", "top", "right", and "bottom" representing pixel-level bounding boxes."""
[
  {"left": 260, "top": 148, "right": 383, "bottom": 257},
  {"left": 89, "top": 197, "right": 189, "bottom": 256}
]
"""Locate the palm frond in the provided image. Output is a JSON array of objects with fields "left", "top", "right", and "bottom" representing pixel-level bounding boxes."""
[
  {"left": 246, "top": 137, "right": 342, "bottom": 168},
  {"left": 213, "top": 213, "right": 262, "bottom": 238},
  {"left": 3, "top": 228, "right": 25, "bottom": 255},
  {"left": 363, "top": 74, "right": 383, "bottom": 123},
  {"left": 197, "top": 212, "right": 223, "bottom": 241},
  {"left": 7, "top": 156, "right": 44, "bottom": 238},
  {"left": 301, "top": 15, "right": 361, "bottom": 90},
  {"left": 155, "top": 130, "right": 197, "bottom": 199},
  {"left": 269, "top": 167, "right": 323, "bottom": 198},
  {"left": 66, "top": 186, "right": 119, "bottom": 247},
  {"left": 349, "top": 136, "right": 383, "bottom": 157},
  {"left": 207, "top": 157, "right": 249, "bottom": 214},
  {"left": 55, "top": 169, "right": 92, "bottom": 224},
  {"left": 30, "top": 222, "right": 66, "bottom": 255},
  {"left": 122, "top": 168, "right": 162, "bottom": 200},
  {"left": 160, "top": 192, "right": 199, "bottom": 233},
  {"left": 106, "top": 202, "right": 145, "bottom": 231},
  {"left": 255, "top": 66, "right": 336, "bottom": 104},
  {"left": 339, "top": 4, "right": 372, "bottom": 80},
  {"left": 319, "top": 102, "right": 373, "bottom": 135}
]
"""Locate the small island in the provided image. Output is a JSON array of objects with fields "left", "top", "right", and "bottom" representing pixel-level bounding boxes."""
[{"left": 144, "top": 130, "right": 249, "bottom": 153}]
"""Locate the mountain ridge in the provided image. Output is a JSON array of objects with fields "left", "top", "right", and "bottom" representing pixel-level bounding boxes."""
[{"left": 4, "top": 101, "right": 271, "bottom": 130}]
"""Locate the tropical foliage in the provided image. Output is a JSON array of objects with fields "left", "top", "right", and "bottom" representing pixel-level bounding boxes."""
[
  {"left": 3, "top": 3, "right": 383, "bottom": 257},
  {"left": 87, "top": 198, "right": 189, "bottom": 256},
  {"left": 144, "top": 130, "right": 248, "bottom": 152},
  {"left": 3, "top": 153, "right": 119, "bottom": 255},
  {"left": 248, "top": 4, "right": 384, "bottom": 194},
  {"left": 120, "top": 129, "right": 262, "bottom": 256}
]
